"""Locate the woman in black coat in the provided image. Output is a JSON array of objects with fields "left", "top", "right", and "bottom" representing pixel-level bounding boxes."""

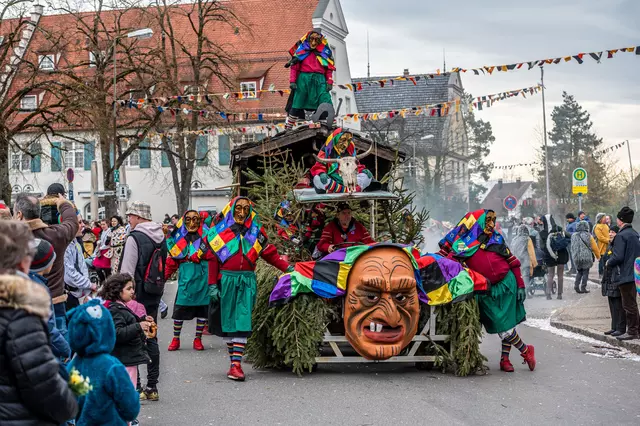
[
  {"left": 0, "top": 274, "right": 78, "bottom": 425},
  {"left": 539, "top": 215, "right": 570, "bottom": 300}
]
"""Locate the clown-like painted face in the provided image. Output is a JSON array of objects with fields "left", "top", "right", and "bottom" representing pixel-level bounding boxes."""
[
  {"left": 234, "top": 199, "right": 251, "bottom": 224},
  {"left": 184, "top": 211, "right": 201, "bottom": 233},
  {"left": 334, "top": 132, "right": 352, "bottom": 155},
  {"left": 484, "top": 211, "right": 496, "bottom": 235},
  {"left": 344, "top": 247, "right": 420, "bottom": 360},
  {"left": 309, "top": 32, "right": 322, "bottom": 49}
]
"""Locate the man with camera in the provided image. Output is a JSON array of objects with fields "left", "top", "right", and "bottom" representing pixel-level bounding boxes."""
[{"left": 13, "top": 184, "right": 79, "bottom": 339}]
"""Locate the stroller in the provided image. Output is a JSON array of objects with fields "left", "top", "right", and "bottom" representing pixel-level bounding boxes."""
[{"left": 527, "top": 246, "right": 557, "bottom": 297}]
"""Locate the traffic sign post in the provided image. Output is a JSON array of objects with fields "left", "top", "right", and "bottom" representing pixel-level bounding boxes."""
[
  {"left": 572, "top": 167, "right": 588, "bottom": 211},
  {"left": 66, "top": 168, "right": 75, "bottom": 202},
  {"left": 503, "top": 195, "right": 518, "bottom": 211}
]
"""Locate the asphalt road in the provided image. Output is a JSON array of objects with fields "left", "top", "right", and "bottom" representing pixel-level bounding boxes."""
[{"left": 139, "top": 279, "right": 640, "bottom": 426}]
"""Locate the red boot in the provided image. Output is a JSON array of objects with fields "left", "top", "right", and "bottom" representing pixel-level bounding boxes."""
[
  {"left": 193, "top": 337, "right": 204, "bottom": 351},
  {"left": 227, "top": 364, "right": 245, "bottom": 381},
  {"left": 521, "top": 345, "right": 536, "bottom": 371},
  {"left": 167, "top": 337, "right": 180, "bottom": 351},
  {"left": 499, "top": 356, "right": 514, "bottom": 372}
]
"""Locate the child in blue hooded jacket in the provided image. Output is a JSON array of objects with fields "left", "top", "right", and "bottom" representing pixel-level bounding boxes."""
[{"left": 66, "top": 299, "right": 140, "bottom": 426}]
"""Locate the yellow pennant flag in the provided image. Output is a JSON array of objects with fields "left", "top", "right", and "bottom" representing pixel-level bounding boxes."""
[{"left": 564, "top": 56, "right": 572, "bottom": 62}]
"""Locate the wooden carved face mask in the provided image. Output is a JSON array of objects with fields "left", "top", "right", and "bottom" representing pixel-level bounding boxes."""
[
  {"left": 344, "top": 247, "right": 420, "bottom": 360},
  {"left": 234, "top": 199, "right": 251, "bottom": 224},
  {"left": 184, "top": 211, "right": 200, "bottom": 233}
]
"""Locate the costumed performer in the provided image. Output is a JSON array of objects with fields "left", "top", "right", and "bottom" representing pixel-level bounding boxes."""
[
  {"left": 165, "top": 210, "right": 213, "bottom": 352},
  {"left": 270, "top": 244, "right": 488, "bottom": 361},
  {"left": 310, "top": 128, "right": 374, "bottom": 194},
  {"left": 284, "top": 29, "right": 334, "bottom": 130},
  {"left": 275, "top": 201, "right": 301, "bottom": 244},
  {"left": 438, "top": 209, "right": 537, "bottom": 373},
  {"left": 199, "top": 197, "right": 292, "bottom": 381}
]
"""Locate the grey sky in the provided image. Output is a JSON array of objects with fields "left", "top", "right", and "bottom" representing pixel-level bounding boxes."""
[{"left": 341, "top": 0, "right": 640, "bottom": 180}]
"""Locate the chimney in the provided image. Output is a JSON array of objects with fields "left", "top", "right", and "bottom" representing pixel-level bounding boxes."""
[
  {"left": 516, "top": 177, "right": 521, "bottom": 186},
  {"left": 31, "top": 3, "right": 44, "bottom": 23},
  {"left": 498, "top": 179, "right": 503, "bottom": 190},
  {"left": 403, "top": 68, "right": 410, "bottom": 77}
]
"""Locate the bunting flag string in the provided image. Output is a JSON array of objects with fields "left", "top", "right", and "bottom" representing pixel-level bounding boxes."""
[
  {"left": 119, "top": 123, "right": 289, "bottom": 145},
  {"left": 343, "top": 84, "right": 541, "bottom": 122},
  {"left": 593, "top": 140, "right": 627, "bottom": 156},
  {"left": 451, "top": 45, "right": 639, "bottom": 77},
  {"left": 494, "top": 162, "right": 537, "bottom": 170}
]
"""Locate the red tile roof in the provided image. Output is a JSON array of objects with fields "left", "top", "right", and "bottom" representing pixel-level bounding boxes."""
[{"left": 4, "top": 0, "right": 321, "bottom": 130}]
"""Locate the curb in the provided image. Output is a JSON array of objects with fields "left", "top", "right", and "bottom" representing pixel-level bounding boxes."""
[{"left": 550, "top": 319, "right": 640, "bottom": 356}]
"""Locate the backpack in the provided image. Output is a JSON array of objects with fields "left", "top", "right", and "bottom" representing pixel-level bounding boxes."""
[
  {"left": 549, "top": 231, "right": 570, "bottom": 253},
  {"left": 142, "top": 240, "right": 166, "bottom": 296},
  {"left": 571, "top": 233, "right": 595, "bottom": 270}
]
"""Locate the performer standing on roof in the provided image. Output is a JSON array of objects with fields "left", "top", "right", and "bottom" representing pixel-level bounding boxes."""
[
  {"left": 199, "top": 197, "right": 291, "bottom": 381},
  {"left": 284, "top": 29, "right": 335, "bottom": 130},
  {"left": 438, "top": 209, "right": 537, "bottom": 373}
]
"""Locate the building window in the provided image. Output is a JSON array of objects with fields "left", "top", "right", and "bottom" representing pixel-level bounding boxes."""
[
  {"left": 62, "top": 141, "right": 84, "bottom": 169},
  {"left": 20, "top": 95, "right": 37, "bottom": 111},
  {"left": 230, "top": 133, "right": 256, "bottom": 146},
  {"left": 240, "top": 81, "right": 257, "bottom": 99},
  {"left": 121, "top": 141, "right": 140, "bottom": 168},
  {"left": 11, "top": 148, "right": 31, "bottom": 171},
  {"left": 345, "top": 96, "right": 351, "bottom": 114},
  {"left": 38, "top": 54, "right": 56, "bottom": 71}
]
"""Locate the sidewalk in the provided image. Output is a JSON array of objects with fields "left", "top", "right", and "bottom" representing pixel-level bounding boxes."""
[{"left": 550, "top": 282, "right": 640, "bottom": 355}]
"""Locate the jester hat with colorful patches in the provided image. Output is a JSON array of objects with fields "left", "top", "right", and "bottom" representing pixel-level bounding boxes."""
[
  {"left": 438, "top": 209, "right": 506, "bottom": 259},
  {"left": 288, "top": 30, "right": 335, "bottom": 71},
  {"left": 166, "top": 210, "right": 213, "bottom": 260},
  {"left": 269, "top": 243, "right": 488, "bottom": 307},
  {"left": 199, "top": 197, "right": 268, "bottom": 266}
]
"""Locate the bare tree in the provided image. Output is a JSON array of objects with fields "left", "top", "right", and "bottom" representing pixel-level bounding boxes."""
[{"left": 143, "top": 0, "right": 238, "bottom": 213}]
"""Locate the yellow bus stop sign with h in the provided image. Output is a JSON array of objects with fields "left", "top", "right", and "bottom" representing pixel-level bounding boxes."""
[{"left": 572, "top": 168, "right": 588, "bottom": 195}]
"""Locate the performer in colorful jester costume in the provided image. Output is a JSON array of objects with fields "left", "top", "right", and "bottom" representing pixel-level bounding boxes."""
[
  {"left": 165, "top": 210, "right": 213, "bottom": 352},
  {"left": 438, "top": 209, "right": 537, "bottom": 373},
  {"left": 284, "top": 29, "right": 335, "bottom": 130},
  {"left": 310, "top": 128, "right": 374, "bottom": 194},
  {"left": 270, "top": 244, "right": 488, "bottom": 360},
  {"left": 274, "top": 201, "right": 301, "bottom": 244},
  {"left": 200, "top": 197, "right": 291, "bottom": 381}
]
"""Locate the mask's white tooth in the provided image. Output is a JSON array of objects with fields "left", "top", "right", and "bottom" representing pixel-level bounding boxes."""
[
  {"left": 370, "top": 322, "right": 375, "bottom": 332},
  {"left": 376, "top": 323, "right": 383, "bottom": 333}
]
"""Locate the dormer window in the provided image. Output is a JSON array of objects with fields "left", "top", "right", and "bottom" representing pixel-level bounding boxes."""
[
  {"left": 240, "top": 81, "right": 257, "bottom": 99},
  {"left": 20, "top": 95, "right": 38, "bottom": 111},
  {"left": 38, "top": 54, "right": 56, "bottom": 71}
]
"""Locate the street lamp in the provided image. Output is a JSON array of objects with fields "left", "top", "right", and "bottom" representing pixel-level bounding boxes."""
[{"left": 112, "top": 28, "right": 153, "bottom": 215}]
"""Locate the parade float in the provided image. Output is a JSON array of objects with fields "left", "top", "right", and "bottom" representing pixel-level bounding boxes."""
[{"left": 223, "top": 122, "right": 487, "bottom": 377}]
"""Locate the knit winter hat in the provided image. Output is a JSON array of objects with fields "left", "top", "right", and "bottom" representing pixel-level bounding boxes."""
[
  {"left": 565, "top": 213, "right": 576, "bottom": 220},
  {"left": 617, "top": 207, "right": 634, "bottom": 224},
  {"left": 29, "top": 238, "right": 56, "bottom": 273},
  {"left": 610, "top": 225, "right": 620, "bottom": 233}
]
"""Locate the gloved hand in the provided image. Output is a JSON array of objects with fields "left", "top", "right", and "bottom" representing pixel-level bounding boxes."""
[
  {"left": 517, "top": 287, "right": 526, "bottom": 302},
  {"left": 363, "top": 169, "right": 373, "bottom": 179},
  {"left": 319, "top": 173, "right": 329, "bottom": 184},
  {"left": 290, "top": 82, "right": 297, "bottom": 90},
  {"left": 326, "top": 84, "right": 333, "bottom": 92},
  {"left": 208, "top": 285, "right": 220, "bottom": 302},
  {"left": 286, "top": 265, "right": 295, "bottom": 273}
]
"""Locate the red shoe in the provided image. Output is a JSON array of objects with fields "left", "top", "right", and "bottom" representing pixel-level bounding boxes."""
[
  {"left": 202, "top": 328, "right": 212, "bottom": 336},
  {"left": 193, "top": 337, "right": 204, "bottom": 351},
  {"left": 167, "top": 337, "right": 180, "bottom": 351},
  {"left": 499, "top": 356, "right": 514, "bottom": 372},
  {"left": 227, "top": 364, "right": 245, "bottom": 381},
  {"left": 521, "top": 345, "right": 536, "bottom": 371}
]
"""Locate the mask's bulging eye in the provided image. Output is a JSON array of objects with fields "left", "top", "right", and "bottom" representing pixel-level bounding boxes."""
[
  {"left": 395, "top": 293, "right": 407, "bottom": 303},
  {"left": 366, "top": 293, "right": 379, "bottom": 303}
]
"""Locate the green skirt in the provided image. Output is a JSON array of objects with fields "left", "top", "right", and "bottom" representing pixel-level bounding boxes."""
[
  {"left": 291, "top": 72, "right": 332, "bottom": 111},
  {"left": 215, "top": 270, "right": 257, "bottom": 336},
  {"left": 476, "top": 271, "right": 526, "bottom": 334}
]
